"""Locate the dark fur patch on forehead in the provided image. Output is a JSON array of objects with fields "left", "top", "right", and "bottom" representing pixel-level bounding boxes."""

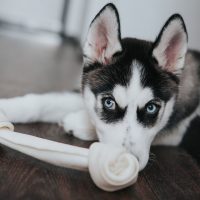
[
  {"left": 139, "top": 62, "right": 179, "bottom": 101},
  {"left": 82, "top": 38, "right": 149, "bottom": 94},
  {"left": 122, "top": 38, "right": 179, "bottom": 101},
  {"left": 82, "top": 38, "right": 179, "bottom": 101},
  {"left": 82, "top": 50, "right": 133, "bottom": 95}
]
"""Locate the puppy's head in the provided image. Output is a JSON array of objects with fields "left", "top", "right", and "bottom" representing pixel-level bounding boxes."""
[{"left": 82, "top": 4, "right": 188, "bottom": 170}]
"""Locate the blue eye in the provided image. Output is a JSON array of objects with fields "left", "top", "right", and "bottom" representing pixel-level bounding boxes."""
[
  {"left": 103, "top": 98, "right": 116, "bottom": 110},
  {"left": 146, "top": 103, "right": 159, "bottom": 114}
]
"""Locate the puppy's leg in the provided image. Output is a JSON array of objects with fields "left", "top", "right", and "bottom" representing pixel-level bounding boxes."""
[
  {"left": 61, "top": 109, "right": 97, "bottom": 141},
  {"left": 0, "top": 92, "right": 84, "bottom": 123}
]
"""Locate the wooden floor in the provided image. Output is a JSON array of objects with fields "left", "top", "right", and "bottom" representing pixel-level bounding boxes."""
[{"left": 0, "top": 33, "right": 199, "bottom": 200}]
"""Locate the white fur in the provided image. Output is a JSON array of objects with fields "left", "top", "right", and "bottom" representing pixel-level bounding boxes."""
[
  {"left": 153, "top": 18, "right": 187, "bottom": 72},
  {"left": 62, "top": 109, "right": 97, "bottom": 141},
  {"left": 0, "top": 92, "right": 97, "bottom": 141},
  {"left": 84, "top": 5, "right": 122, "bottom": 64},
  {"left": 0, "top": 92, "right": 84, "bottom": 123}
]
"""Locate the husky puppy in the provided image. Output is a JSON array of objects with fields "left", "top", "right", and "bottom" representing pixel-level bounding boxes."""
[{"left": 0, "top": 3, "right": 200, "bottom": 170}]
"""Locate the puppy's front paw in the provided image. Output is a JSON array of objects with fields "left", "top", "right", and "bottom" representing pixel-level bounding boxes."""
[{"left": 61, "top": 110, "right": 97, "bottom": 141}]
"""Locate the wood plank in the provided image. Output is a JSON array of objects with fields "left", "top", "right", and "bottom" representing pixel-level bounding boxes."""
[{"left": 144, "top": 147, "right": 200, "bottom": 200}]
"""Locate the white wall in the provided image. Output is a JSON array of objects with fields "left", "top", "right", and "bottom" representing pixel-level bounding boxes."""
[
  {"left": 65, "top": 0, "right": 88, "bottom": 37},
  {"left": 0, "top": 0, "right": 64, "bottom": 32},
  {"left": 67, "top": 0, "right": 200, "bottom": 50},
  {"left": 0, "top": 0, "right": 199, "bottom": 50}
]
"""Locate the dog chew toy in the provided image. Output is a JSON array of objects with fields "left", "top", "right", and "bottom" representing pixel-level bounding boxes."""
[{"left": 0, "top": 113, "right": 139, "bottom": 192}]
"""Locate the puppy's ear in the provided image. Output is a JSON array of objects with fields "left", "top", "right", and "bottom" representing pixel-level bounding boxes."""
[
  {"left": 83, "top": 3, "right": 122, "bottom": 65},
  {"left": 152, "top": 14, "right": 188, "bottom": 74}
]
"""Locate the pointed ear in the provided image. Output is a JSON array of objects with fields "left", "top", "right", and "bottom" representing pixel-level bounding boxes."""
[
  {"left": 152, "top": 14, "right": 188, "bottom": 74},
  {"left": 83, "top": 3, "right": 122, "bottom": 65}
]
